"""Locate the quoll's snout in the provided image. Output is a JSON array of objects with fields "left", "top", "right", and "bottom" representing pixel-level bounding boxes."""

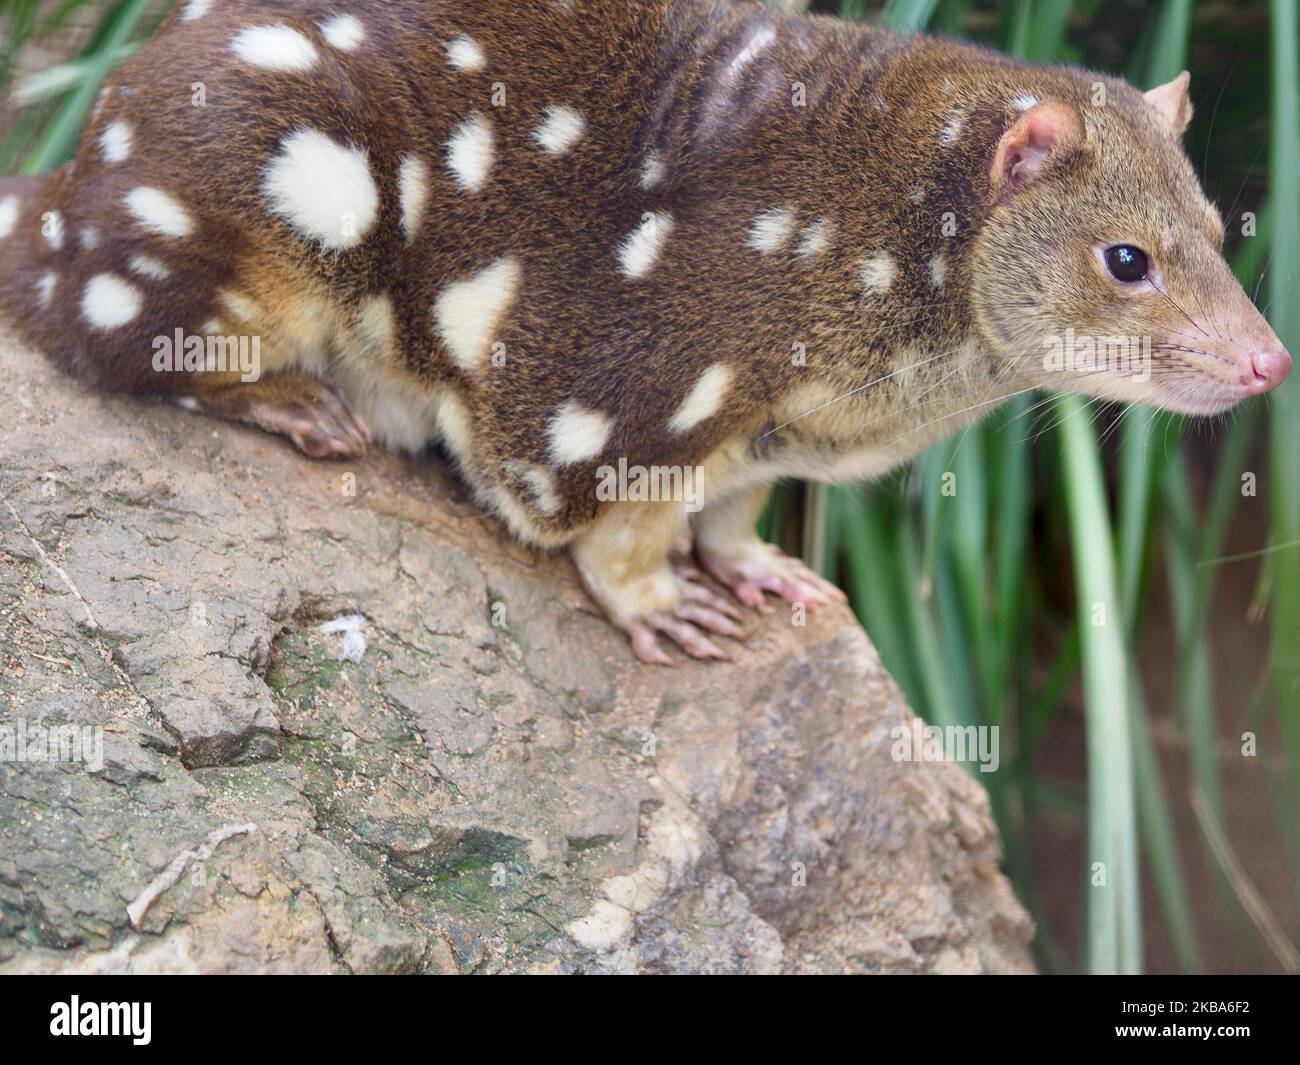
[{"left": 1246, "top": 345, "right": 1293, "bottom": 395}]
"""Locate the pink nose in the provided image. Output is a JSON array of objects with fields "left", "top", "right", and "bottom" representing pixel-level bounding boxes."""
[{"left": 1245, "top": 347, "right": 1293, "bottom": 395}]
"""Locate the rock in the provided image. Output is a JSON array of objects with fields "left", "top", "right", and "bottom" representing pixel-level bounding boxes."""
[{"left": 0, "top": 331, "right": 1034, "bottom": 974}]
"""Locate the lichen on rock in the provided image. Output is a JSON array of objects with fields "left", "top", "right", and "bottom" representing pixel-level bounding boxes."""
[{"left": 0, "top": 332, "right": 1033, "bottom": 974}]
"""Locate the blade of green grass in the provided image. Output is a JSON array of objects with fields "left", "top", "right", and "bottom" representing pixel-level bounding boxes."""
[
  {"left": 880, "top": 0, "right": 941, "bottom": 34},
  {"left": 802, "top": 481, "right": 834, "bottom": 578},
  {"left": 947, "top": 430, "right": 996, "bottom": 714},
  {"left": 897, "top": 509, "right": 965, "bottom": 728},
  {"left": 1057, "top": 395, "right": 1141, "bottom": 974},
  {"left": 990, "top": 397, "right": 1033, "bottom": 726},
  {"left": 1267, "top": 0, "right": 1300, "bottom": 915},
  {"left": 14, "top": 41, "right": 141, "bottom": 104},
  {"left": 841, "top": 489, "right": 927, "bottom": 703},
  {"left": 1128, "top": 674, "right": 1203, "bottom": 971},
  {"left": 20, "top": 0, "right": 154, "bottom": 175},
  {"left": 0, "top": 0, "right": 43, "bottom": 91}
]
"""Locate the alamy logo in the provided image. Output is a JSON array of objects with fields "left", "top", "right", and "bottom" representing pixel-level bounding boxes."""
[
  {"left": 890, "top": 720, "right": 1000, "bottom": 774},
  {"left": 595, "top": 458, "right": 704, "bottom": 513},
  {"left": 152, "top": 329, "right": 261, "bottom": 382},
  {"left": 0, "top": 719, "right": 103, "bottom": 771},
  {"left": 50, "top": 997, "right": 151, "bottom": 1045},
  {"left": 1043, "top": 328, "right": 1151, "bottom": 382}
]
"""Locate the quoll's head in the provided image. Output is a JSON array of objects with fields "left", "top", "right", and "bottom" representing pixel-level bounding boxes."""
[{"left": 971, "top": 71, "right": 1291, "bottom": 415}]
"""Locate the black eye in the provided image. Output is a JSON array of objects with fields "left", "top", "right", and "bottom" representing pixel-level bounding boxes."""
[{"left": 1105, "top": 244, "right": 1149, "bottom": 283}]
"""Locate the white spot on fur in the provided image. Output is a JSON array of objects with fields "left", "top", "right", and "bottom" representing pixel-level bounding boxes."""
[
  {"left": 522, "top": 466, "right": 562, "bottom": 516},
  {"left": 35, "top": 271, "right": 57, "bottom": 308},
  {"left": 669, "top": 363, "right": 732, "bottom": 434},
  {"left": 618, "top": 211, "right": 673, "bottom": 279},
  {"left": 533, "top": 105, "right": 586, "bottom": 155},
  {"left": 82, "top": 273, "right": 142, "bottom": 329},
  {"left": 548, "top": 401, "right": 613, "bottom": 465},
  {"left": 398, "top": 154, "right": 430, "bottom": 243},
  {"left": 435, "top": 390, "right": 472, "bottom": 460},
  {"left": 180, "top": 0, "right": 212, "bottom": 20},
  {"left": 797, "top": 217, "right": 831, "bottom": 258},
  {"left": 129, "top": 254, "right": 171, "bottom": 281},
  {"left": 446, "top": 34, "right": 486, "bottom": 72},
  {"left": 0, "top": 195, "right": 18, "bottom": 239},
  {"left": 941, "top": 110, "right": 964, "bottom": 146},
  {"left": 747, "top": 207, "right": 795, "bottom": 253},
  {"left": 90, "top": 86, "right": 112, "bottom": 122},
  {"left": 640, "top": 151, "right": 666, "bottom": 190},
  {"left": 125, "top": 186, "right": 194, "bottom": 239},
  {"left": 929, "top": 254, "right": 947, "bottom": 288},
  {"left": 80, "top": 227, "right": 100, "bottom": 250},
  {"left": 357, "top": 294, "right": 396, "bottom": 358},
  {"left": 1009, "top": 93, "right": 1039, "bottom": 111},
  {"left": 446, "top": 112, "right": 494, "bottom": 194},
  {"left": 263, "top": 128, "right": 378, "bottom": 250},
  {"left": 860, "top": 252, "right": 896, "bottom": 295},
  {"left": 434, "top": 256, "right": 521, "bottom": 371},
  {"left": 219, "top": 290, "right": 261, "bottom": 322},
  {"left": 199, "top": 319, "right": 222, "bottom": 336},
  {"left": 42, "top": 210, "right": 64, "bottom": 250},
  {"left": 319, "top": 14, "right": 364, "bottom": 51},
  {"left": 727, "top": 25, "right": 776, "bottom": 80},
  {"left": 99, "top": 121, "right": 132, "bottom": 164},
  {"left": 230, "top": 25, "right": 319, "bottom": 71}
]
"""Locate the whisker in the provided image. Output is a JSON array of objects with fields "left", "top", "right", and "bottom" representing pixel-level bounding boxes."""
[
  {"left": 1147, "top": 275, "right": 1208, "bottom": 337},
  {"left": 759, "top": 347, "right": 960, "bottom": 437},
  {"left": 881, "top": 386, "right": 1040, "bottom": 451}
]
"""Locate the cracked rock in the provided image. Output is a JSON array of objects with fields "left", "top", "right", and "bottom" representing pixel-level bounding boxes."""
[{"left": 0, "top": 330, "right": 1033, "bottom": 974}]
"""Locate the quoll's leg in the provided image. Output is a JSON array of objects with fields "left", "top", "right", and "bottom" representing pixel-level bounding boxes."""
[
  {"left": 572, "top": 499, "right": 747, "bottom": 665},
  {"left": 179, "top": 372, "right": 371, "bottom": 459},
  {"left": 694, "top": 486, "right": 847, "bottom": 611}
]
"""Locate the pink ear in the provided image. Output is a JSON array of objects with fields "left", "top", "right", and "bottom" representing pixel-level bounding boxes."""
[
  {"left": 1143, "top": 71, "right": 1193, "bottom": 136},
  {"left": 990, "top": 101, "right": 1085, "bottom": 199}
]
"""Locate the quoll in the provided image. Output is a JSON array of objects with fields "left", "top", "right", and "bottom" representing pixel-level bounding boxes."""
[{"left": 0, "top": 0, "right": 1291, "bottom": 662}]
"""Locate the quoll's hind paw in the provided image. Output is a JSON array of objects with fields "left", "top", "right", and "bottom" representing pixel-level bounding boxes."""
[
  {"left": 262, "top": 379, "right": 373, "bottom": 459},
  {"left": 188, "top": 374, "right": 372, "bottom": 459},
  {"left": 699, "top": 541, "right": 848, "bottom": 613},
  {"left": 621, "top": 569, "right": 748, "bottom": 666}
]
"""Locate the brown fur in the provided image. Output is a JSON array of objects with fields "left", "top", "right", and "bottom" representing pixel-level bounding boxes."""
[{"left": 0, "top": 0, "right": 1288, "bottom": 661}]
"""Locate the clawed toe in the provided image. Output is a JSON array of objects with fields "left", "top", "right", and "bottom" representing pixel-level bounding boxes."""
[
  {"left": 677, "top": 568, "right": 747, "bottom": 621},
  {"left": 628, "top": 613, "right": 730, "bottom": 664},
  {"left": 621, "top": 570, "right": 751, "bottom": 664},
  {"left": 579, "top": 519, "right": 849, "bottom": 666},
  {"left": 190, "top": 374, "right": 373, "bottom": 459},
  {"left": 700, "top": 541, "right": 848, "bottom": 611},
  {"left": 286, "top": 383, "right": 372, "bottom": 458}
]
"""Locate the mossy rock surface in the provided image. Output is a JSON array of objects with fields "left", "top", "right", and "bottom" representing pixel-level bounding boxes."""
[{"left": 0, "top": 332, "right": 1032, "bottom": 974}]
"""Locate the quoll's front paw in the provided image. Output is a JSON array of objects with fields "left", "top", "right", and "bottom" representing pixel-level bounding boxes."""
[
  {"left": 628, "top": 567, "right": 750, "bottom": 665},
  {"left": 584, "top": 564, "right": 748, "bottom": 666},
  {"left": 698, "top": 539, "right": 847, "bottom": 613}
]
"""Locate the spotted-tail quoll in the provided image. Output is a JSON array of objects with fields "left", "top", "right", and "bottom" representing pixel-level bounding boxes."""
[{"left": 0, "top": 0, "right": 1291, "bottom": 662}]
